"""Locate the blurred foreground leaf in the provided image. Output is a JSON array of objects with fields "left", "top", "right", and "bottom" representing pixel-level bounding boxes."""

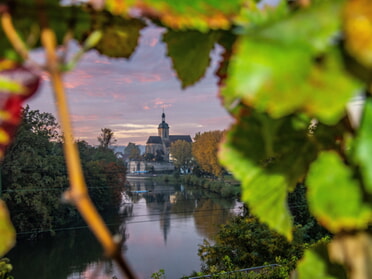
[
  {"left": 353, "top": 99, "right": 372, "bottom": 193},
  {"left": 343, "top": 0, "right": 372, "bottom": 68},
  {"left": 306, "top": 151, "right": 372, "bottom": 233},
  {"left": 163, "top": 30, "right": 219, "bottom": 88},
  {"left": 222, "top": 0, "right": 360, "bottom": 124},
  {"left": 104, "top": 0, "right": 244, "bottom": 31},
  {"left": 296, "top": 241, "right": 347, "bottom": 279},
  {"left": 219, "top": 110, "right": 317, "bottom": 240},
  {"left": 0, "top": 201, "right": 15, "bottom": 257},
  {"left": 90, "top": 15, "right": 145, "bottom": 58}
]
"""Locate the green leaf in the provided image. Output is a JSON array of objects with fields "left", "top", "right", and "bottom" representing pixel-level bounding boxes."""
[
  {"left": 105, "top": 0, "right": 244, "bottom": 31},
  {"left": 244, "top": 0, "right": 345, "bottom": 53},
  {"left": 163, "top": 30, "right": 219, "bottom": 88},
  {"left": 0, "top": 200, "right": 15, "bottom": 257},
  {"left": 222, "top": 0, "right": 360, "bottom": 124},
  {"left": 234, "top": 0, "right": 289, "bottom": 28},
  {"left": 90, "top": 16, "right": 145, "bottom": 59},
  {"left": 353, "top": 99, "right": 372, "bottom": 193},
  {"left": 219, "top": 110, "right": 317, "bottom": 240},
  {"left": 296, "top": 241, "right": 347, "bottom": 279},
  {"left": 306, "top": 151, "right": 372, "bottom": 233},
  {"left": 0, "top": 1, "right": 92, "bottom": 57}
]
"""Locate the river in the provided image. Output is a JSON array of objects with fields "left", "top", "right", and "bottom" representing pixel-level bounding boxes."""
[{"left": 6, "top": 178, "right": 243, "bottom": 279}]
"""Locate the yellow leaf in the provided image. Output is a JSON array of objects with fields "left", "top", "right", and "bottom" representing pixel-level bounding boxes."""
[
  {"left": 0, "top": 200, "right": 15, "bottom": 257},
  {"left": 343, "top": 0, "right": 372, "bottom": 67}
]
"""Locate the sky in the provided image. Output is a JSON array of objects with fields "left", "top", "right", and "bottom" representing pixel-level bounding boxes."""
[
  {"left": 26, "top": 0, "right": 281, "bottom": 146},
  {"left": 27, "top": 26, "right": 233, "bottom": 146}
]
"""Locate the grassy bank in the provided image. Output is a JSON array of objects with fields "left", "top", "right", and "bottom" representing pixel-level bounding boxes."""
[{"left": 154, "top": 174, "right": 241, "bottom": 198}]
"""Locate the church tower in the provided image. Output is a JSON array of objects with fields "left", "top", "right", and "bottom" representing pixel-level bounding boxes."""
[{"left": 158, "top": 111, "right": 169, "bottom": 139}]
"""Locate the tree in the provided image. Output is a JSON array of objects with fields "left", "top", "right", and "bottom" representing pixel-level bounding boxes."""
[
  {"left": 170, "top": 140, "right": 192, "bottom": 173},
  {"left": 3, "top": 1, "right": 372, "bottom": 277},
  {"left": 2, "top": 107, "right": 70, "bottom": 235},
  {"left": 192, "top": 131, "right": 224, "bottom": 177},
  {"left": 198, "top": 216, "right": 304, "bottom": 276},
  {"left": 1, "top": 108, "right": 125, "bottom": 237},
  {"left": 124, "top": 142, "right": 141, "bottom": 161},
  {"left": 97, "top": 128, "right": 116, "bottom": 148}
]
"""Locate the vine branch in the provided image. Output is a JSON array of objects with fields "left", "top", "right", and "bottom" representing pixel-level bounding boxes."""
[{"left": 36, "top": 1, "right": 137, "bottom": 278}]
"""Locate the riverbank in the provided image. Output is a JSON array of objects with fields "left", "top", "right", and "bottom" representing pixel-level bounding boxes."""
[{"left": 153, "top": 174, "right": 241, "bottom": 198}]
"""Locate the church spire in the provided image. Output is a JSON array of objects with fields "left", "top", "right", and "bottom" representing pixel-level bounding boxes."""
[
  {"left": 162, "top": 106, "right": 165, "bottom": 122},
  {"left": 158, "top": 108, "right": 169, "bottom": 139}
]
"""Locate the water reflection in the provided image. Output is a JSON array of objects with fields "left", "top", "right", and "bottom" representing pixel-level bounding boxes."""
[
  {"left": 7, "top": 229, "right": 109, "bottom": 279},
  {"left": 7, "top": 178, "right": 242, "bottom": 279}
]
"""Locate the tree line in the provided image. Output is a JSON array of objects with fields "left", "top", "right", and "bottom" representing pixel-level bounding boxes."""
[{"left": 1, "top": 107, "right": 126, "bottom": 238}]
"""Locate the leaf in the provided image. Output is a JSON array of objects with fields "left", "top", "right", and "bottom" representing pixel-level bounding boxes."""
[
  {"left": 163, "top": 30, "right": 219, "bottom": 88},
  {"left": 0, "top": 200, "right": 15, "bottom": 257},
  {"left": 4, "top": 1, "right": 91, "bottom": 47},
  {"left": 306, "top": 151, "right": 372, "bottom": 233},
  {"left": 234, "top": 0, "right": 289, "bottom": 28},
  {"left": 104, "top": 0, "right": 244, "bottom": 31},
  {"left": 0, "top": 77, "right": 24, "bottom": 94},
  {"left": 343, "top": 0, "right": 372, "bottom": 68},
  {"left": 222, "top": 0, "right": 360, "bottom": 124},
  {"left": 90, "top": 16, "right": 145, "bottom": 59},
  {"left": 296, "top": 241, "right": 347, "bottom": 279},
  {"left": 328, "top": 232, "right": 372, "bottom": 279},
  {"left": 353, "top": 99, "right": 372, "bottom": 193},
  {"left": 218, "top": 109, "right": 317, "bottom": 240},
  {"left": 0, "top": 60, "right": 41, "bottom": 157},
  {"left": 244, "top": 0, "right": 345, "bottom": 53}
]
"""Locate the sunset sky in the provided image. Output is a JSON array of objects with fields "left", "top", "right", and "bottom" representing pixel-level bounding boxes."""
[
  {"left": 26, "top": 0, "right": 280, "bottom": 146},
  {"left": 27, "top": 25, "right": 232, "bottom": 146}
]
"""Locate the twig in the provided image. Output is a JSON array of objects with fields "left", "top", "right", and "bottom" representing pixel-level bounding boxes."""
[{"left": 36, "top": 1, "right": 137, "bottom": 278}]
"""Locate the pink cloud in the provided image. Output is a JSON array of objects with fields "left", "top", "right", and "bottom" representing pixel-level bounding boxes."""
[
  {"left": 136, "top": 73, "right": 161, "bottom": 82},
  {"left": 149, "top": 38, "right": 158, "bottom": 47},
  {"left": 151, "top": 99, "right": 174, "bottom": 109},
  {"left": 113, "top": 73, "right": 162, "bottom": 84},
  {"left": 64, "top": 81, "right": 84, "bottom": 89},
  {"left": 71, "top": 114, "right": 98, "bottom": 122},
  {"left": 41, "top": 72, "right": 50, "bottom": 81},
  {"left": 64, "top": 70, "right": 94, "bottom": 89},
  {"left": 112, "top": 93, "right": 127, "bottom": 101},
  {"left": 94, "top": 59, "right": 111, "bottom": 65}
]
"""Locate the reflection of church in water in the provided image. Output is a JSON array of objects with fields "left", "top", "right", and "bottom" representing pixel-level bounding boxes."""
[{"left": 127, "top": 179, "right": 175, "bottom": 243}]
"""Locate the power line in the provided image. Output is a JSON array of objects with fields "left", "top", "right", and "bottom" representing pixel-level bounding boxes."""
[
  {"left": 14, "top": 210, "right": 238, "bottom": 236},
  {"left": 12, "top": 200, "right": 309, "bottom": 236}
]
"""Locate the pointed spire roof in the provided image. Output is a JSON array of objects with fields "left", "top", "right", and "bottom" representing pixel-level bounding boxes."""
[{"left": 158, "top": 109, "right": 169, "bottom": 129}]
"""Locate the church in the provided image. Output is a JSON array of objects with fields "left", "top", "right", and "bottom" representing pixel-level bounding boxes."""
[{"left": 145, "top": 111, "right": 192, "bottom": 161}]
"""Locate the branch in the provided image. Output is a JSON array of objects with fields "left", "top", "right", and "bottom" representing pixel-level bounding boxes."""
[{"left": 37, "top": 2, "right": 137, "bottom": 278}]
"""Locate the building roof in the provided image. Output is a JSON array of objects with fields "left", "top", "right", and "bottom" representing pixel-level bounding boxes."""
[{"left": 146, "top": 136, "right": 162, "bottom": 144}]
